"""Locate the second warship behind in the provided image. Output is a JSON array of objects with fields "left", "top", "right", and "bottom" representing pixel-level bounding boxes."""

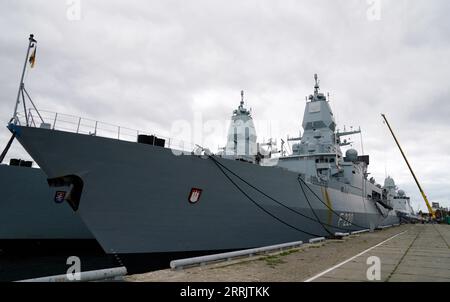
[
  {"left": 9, "top": 73, "right": 403, "bottom": 256},
  {"left": 0, "top": 162, "right": 93, "bottom": 243},
  {"left": 383, "top": 176, "right": 418, "bottom": 223}
]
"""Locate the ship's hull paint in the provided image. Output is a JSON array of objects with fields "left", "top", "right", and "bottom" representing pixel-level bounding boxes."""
[
  {"left": 13, "top": 126, "right": 399, "bottom": 254},
  {"left": 0, "top": 164, "right": 93, "bottom": 239}
]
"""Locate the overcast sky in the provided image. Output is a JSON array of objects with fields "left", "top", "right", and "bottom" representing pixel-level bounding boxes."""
[{"left": 1, "top": 0, "right": 449, "bottom": 211}]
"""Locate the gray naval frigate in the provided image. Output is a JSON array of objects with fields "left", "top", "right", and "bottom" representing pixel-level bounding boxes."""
[
  {"left": 8, "top": 74, "right": 401, "bottom": 255},
  {"left": 0, "top": 161, "right": 93, "bottom": 242},
  {"left": 382, "top": 176, "right": 418, "bottom": 223}
]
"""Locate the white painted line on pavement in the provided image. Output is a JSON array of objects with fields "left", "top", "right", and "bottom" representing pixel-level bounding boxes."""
[{"left": 304, "top": 230, "right": 408, "bottom": 282}]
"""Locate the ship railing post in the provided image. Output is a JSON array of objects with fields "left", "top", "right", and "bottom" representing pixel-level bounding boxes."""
[
  {"left": 94, "top": 121, "right": 98, "bottom": 136},
  {"left": 28, "top": 109, "right": 36, "bottom": 127},
  {"left": 52, "top": 113, "right": 58, "bottom": 130},
  {"left": 118, "top": 126, "right": 121, "bottom": 140},
  {"left": 168, "top": 138, "right": 171, "bottom": 149},
  {"left": 76, "top": 117, "right": 81, "bottom": 133},
  {"left": 27, "top": 109, "right": 31, "bottom": 126}
]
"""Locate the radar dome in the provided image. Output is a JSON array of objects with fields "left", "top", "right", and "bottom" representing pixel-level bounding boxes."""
[
  {"left": 398, "top": 190, "right": 405, "bottom": 197},
  {"left": 345, "top": 149, "right": 358, "bottom": 162}
]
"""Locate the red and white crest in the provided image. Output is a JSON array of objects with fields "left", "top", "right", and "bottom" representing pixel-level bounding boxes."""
[{"left": 188, "top": 188, "right": 202, "bottom": 204}]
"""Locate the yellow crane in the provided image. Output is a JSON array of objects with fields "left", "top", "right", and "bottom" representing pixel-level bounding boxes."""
[{"left": 381, "top": 114, "right": 435, "bottom": 219}]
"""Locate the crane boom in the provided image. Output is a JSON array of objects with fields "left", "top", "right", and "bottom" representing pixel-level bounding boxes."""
[{"left": 381, "top": 114, "right": 435, "bottom": 219}]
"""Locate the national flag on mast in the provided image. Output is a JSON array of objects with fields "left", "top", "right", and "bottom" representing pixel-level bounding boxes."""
[{"left": 29, "top": 46, "right": 37, "bottom": 68}]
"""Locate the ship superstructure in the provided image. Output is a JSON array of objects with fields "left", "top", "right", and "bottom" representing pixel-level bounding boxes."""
[
  {"left": 8, "top": 71, "right": 400, "bottom": 255},
  {"left": 220, "top": 91, "right": 258, "bottom": 163},
  {"left": 4, "top": 33, "right": 406, "bottom": 257},
  {"left": 277, "top": 75, "right": 393, "bottom": 223},
  {"left": 383, "top": 176, "right": 418, "bottom": 222}
]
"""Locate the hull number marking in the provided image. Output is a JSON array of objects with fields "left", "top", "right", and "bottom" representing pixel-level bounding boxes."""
[{"left": 338, "top": 212, "right": 354, "bottom": 227}]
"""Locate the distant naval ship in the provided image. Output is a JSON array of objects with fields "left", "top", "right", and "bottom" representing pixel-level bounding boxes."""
[
  {"left": 383, "top": 176, "right": 418, "bottom": 223},
  {"left": 9, "top": 73, "right": 403, "bottom": 256}
]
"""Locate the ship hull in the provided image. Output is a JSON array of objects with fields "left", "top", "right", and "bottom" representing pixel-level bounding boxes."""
[
  {"left": 12, "top": 126, "right": 399, "bottom": 254},
  {"left": 0, "top": 164, "right": 93, "bottom": 240}
]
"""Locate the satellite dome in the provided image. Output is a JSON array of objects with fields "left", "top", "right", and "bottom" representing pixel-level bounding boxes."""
[
  {"left": 345, "top": 148, "right": 358, "bottom": 162},
  {"left": 398, "top": 190, "right": 405, "bottom": 197}
]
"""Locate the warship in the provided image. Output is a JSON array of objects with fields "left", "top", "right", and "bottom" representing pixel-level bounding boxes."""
[
  {"left": 383, "top": 176, "right": 418, "bottom": 223},
  {"left": 8, "top": 65, "right": 402, "bottom": 255}
]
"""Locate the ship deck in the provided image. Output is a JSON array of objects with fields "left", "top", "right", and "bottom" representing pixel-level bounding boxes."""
[{"left": 125, "top": 224, "right": 450, "bottom": 282}]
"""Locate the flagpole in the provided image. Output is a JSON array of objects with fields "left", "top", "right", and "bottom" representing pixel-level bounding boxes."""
[{"left": 12, "top": 34, "right": 36, "bottom": 124}]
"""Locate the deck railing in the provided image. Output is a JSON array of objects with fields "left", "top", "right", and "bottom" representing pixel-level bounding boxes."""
[{"left": 14, "top": 109, "right": 197, "bottom": 152}]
